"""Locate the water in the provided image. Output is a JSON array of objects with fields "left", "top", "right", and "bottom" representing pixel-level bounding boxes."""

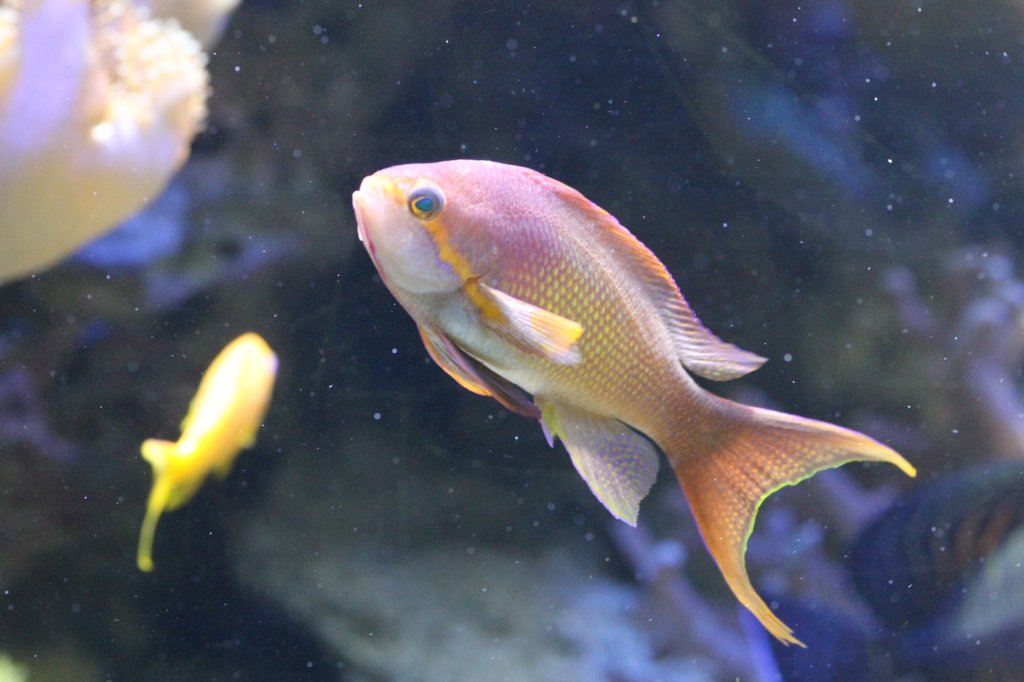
[{"left": 2, "top": 1, "right": 1023, "bottom": 680}]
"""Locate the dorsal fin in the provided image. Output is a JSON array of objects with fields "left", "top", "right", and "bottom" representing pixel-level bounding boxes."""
[{"left": 524, "top": 169, "right": 766, "bottom": 381}]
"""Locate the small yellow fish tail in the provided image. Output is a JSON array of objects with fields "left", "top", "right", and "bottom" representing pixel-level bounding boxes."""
[
  {"left": 666, "top": 397, "right": 916, "bottom": 647},
  {"left": 137, "top": 475, "right": 174, "bottom": 573}
]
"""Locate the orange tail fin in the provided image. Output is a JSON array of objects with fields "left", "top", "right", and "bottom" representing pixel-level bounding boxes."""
[{"left": 666, "top": 397, "right": 916, "bottom": 646}]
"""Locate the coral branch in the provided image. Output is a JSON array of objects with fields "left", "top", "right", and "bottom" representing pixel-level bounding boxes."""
[{"left": 610, "top": 522, "right": 754, "bottom": 678}]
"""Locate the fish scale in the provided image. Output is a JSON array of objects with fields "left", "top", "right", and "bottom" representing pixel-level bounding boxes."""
[{"left": 497, "top": 251, "right": 674, "bottom": 427}]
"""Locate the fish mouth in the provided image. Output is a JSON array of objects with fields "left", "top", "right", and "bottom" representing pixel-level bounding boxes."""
[
  {"left": 352, "top": 189, "right": 370, "bottom": 246},
  {"left": 353, "top": 174, "right": 407, "bottom": 258},
  {"left": 352, "top": 183, "right": 381, "bottom": 260}
]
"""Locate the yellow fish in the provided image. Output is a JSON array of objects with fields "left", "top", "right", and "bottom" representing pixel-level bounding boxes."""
[
  {"left": 136, "top": 332, "right": 278, "bottom": 572},
  {"left": 352, "top": 159, "right": 916, "bottom": 646}
]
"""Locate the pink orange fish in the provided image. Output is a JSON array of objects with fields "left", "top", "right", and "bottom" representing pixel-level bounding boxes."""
[{"left": 352, "top": 159, "right": 915, "bottom": 645}]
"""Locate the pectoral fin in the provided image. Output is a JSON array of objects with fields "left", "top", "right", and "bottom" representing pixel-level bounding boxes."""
[
  {"left": 476, "top": 283, "right": 583, "bottom": 365},
  {"left": 419, "top": 325, "right": 540, "bottom": 418},
  {"left": 141, "top": 438, "right": 174, "bottom": 471},
  {"left": 540, "top": 401, "right": 659, "bottom": 525}
]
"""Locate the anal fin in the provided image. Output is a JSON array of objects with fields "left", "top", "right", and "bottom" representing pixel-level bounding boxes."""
[{"left": 540, "top": 401, "right": 660, "bottom": 525}]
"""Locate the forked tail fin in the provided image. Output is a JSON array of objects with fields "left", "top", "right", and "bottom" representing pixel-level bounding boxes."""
[{"left": 666, "top": 397, "right": 916, "bottom": 646}]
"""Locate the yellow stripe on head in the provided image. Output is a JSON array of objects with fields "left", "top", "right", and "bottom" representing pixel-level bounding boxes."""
[
  {"left": 372, "top": 172, "right": 506, "bottom": 323},
  {"left": 419, "top": 217, "right": 505, "bottom": 323},
  {"left": 403, "top": 191, "right": 503, "bottom": 323}
]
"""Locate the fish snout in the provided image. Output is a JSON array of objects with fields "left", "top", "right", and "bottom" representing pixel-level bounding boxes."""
[
  {"left": 352, "top": 172, "right": 462, "bottom": 295},
  {"left": 352, "top": 189, "right": 370, "bottom": 248},
  {"left": 352, "top": 174, "right": 405, "bottom": 247}
]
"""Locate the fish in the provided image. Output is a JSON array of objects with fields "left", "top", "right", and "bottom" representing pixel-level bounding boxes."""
[
  {"left": 351, "top": 159, "right": 916, "bottom": 645},
  {"left": 849, "top": 462, "right": 1024, "bottom": 674},
  {"left": 136, "top": 332, "right": 278, "bottom": 572}
]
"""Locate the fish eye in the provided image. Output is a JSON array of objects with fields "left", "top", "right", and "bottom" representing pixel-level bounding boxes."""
[{"left": 408, "top": 187, "right": 444, "bottom": 220}]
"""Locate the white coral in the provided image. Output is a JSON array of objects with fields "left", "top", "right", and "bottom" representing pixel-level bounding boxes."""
[
  {"left": 0, "top": 0, "right": 208, "bottom": 282},
  {"left": 143, "top": 0, "right": 240, "bottom": 48}
]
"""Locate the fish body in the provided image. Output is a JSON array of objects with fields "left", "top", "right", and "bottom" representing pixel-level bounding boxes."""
[
  {"left": 352, "top": 159, "right": 915, "bottom": 645},
  {"left": 851, "top": 461, "right": 1024, "bottom": 630},
  {"left": 136, "top": 332, "right": 278, "bottom": 572},
  {"left": 848, "top": 462, "right": 1024, "bottom": 676}
]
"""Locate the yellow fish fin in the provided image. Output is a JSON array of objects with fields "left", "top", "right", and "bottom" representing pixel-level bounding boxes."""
[
  {"left": 141, "top": 439, "right": 205, "bottom": 511},
  {"left": 666, "top": 397, "right": 916, "bottom": 647},
  {"left": 137, "top": 471, "right": 174, "bottom": 573},
  {"left": 476, "top": 283, "right": 583, "bottom": 365},
  {"left": 419, "top": 325, "right": 541, "bottom": 418},
  {"left": 526, "top": 170, "right": 764, "bottom": 380},
  {"left": 540, "top": 401, "right": 660, "bottom": 525},
  {"left": 141, "top": 438, "right": 175, "bottom": 471},
  {"left": 419, "top": 326, "right": 492, "bottom": 396},
  {"left": 212, "top": 451, "right": 239, "bottom": 479},
  {"left": 212, "top": 424, "right": 261, "bottom": 480}
]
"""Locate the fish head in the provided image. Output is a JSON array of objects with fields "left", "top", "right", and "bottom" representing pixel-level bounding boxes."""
[
  {"left": 352, "top": 167, "right": 470, "bottom": 295},
  {"left": 353, "top": 161, "right": 514, "bottom": 295}
]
